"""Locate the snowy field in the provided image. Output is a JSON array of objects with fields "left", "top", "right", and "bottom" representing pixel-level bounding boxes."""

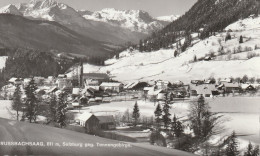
[
  {"left": 1, "top": 97, "right": 260, "bottom": 150},
  {"left": 71, "top": 97, "right": 260, "bottom": 147},
  {"left": 0, "top": 100, "right": 46, "bottom": 121},
  {"left": 0, "top": 56, "right": 7, "bottom": 70}
]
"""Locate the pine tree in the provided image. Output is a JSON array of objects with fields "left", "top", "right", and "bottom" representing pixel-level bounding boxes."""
[
  {"left": 49, "top": 94, "right": 57, "bottom": 122},
  {"left": 225, "top": 131, "right": 240, "bottom": 156},
  {"left": 24, "top": 78, "right": 38, "bottom": 123},
  {"left": 56, "top": 92, "right": 67, "bottom": 128},
  {"left": 171, "top": 114, "right": 184, "bottom": 148},
  {"left": 132, "top": 101, "right": 140, "bottom": 127},
  {"left": 162, "top": 93, "right": 171, "bottom": 130},
  {"left": 12, "top": 84, "right": 21, "bottom": 121},
  {"left": 172, "top": 114, "right": 183, "bottom": 138},
  {"left": 244, "top": 142, "right": 260, "bottom": 156},
  {"left": 154, "top": 104, "right": 162, "bottom": 130},
  {"left": 189, "top": 95, "right": 222, "bottom": 141}
]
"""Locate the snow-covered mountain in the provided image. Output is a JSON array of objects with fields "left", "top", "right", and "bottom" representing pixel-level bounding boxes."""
[
  {"left": 0, "top": 0, "right": 178, "bottom": 44},
  {"left": 15, "top": 0, "right": 88, "bottom": 25},
  {"left": 156, "top": 15, "right": 180, "bottom": 22},
  {"left": 81, "top": 8, "right": 174, "bottom": 33},
  {"left": 0, "top": 4, "right": 22, "bottom": 15},
  {"left": 67, "top": 15, "right": 260, "bottom": 83}
]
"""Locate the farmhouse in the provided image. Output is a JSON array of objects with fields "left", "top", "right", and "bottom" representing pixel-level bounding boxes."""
[
  {"left": 100, "top": 82, "right": 123, "bottom": 93},
  {"left": 222, "top": 82, "right": 240, "bottom": 93},
  {"left": 190, "top": 84, "right": 216, "bottom": 97}
]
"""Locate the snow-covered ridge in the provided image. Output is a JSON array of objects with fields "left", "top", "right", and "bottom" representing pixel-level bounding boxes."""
[{"left": 82, "top": 8, "right": 172, "bottom": 33}]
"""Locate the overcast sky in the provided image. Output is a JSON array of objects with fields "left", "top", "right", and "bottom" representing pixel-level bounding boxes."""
[{"left": 0, "top": 0, "right": 197, "bottom": 17}]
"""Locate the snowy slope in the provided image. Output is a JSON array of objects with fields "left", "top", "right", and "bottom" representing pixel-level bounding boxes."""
[
  {"left": 70, "top": 15, "right": 260, "bottom": 83},
  {"left": 0, "top": 56, "right": 7, "bottom": 70}
]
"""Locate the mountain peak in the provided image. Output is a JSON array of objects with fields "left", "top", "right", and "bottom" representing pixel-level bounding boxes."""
[{"left": 0, "top": 4, "right": 22, "bottom": 15}]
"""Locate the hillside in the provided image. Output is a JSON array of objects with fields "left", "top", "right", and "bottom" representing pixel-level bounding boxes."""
[
  {"left": 139, "top": 0, "right": 260, "bottom": 52},
  {"left": 2, "top": 0, "right": 175, "bottom": 44},
  {"left": 0, "top": 14, "right": 114, "bottom": 58},
  {"left": 69, "top": 15, "right": 260, "bottom": 83},
  {"left": 0, "top": 117, "right": 195, "bottom": 156}
]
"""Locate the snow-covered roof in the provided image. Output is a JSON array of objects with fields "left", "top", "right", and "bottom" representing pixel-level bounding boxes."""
[
  {"left": 72, "top": 88, "right": 80, "bottom": 95},
  {"left": 190, "top": 84, "right": 216, "bottom": 95},
  {"left": 100, "top": 82, "right": 122, "bottom": 87},
  {"left": 124, "top": 81, "right": 139, "bottom": 89},
  {"left": 9, "top": 77, "right": 18, "bottom": 83},
  {"left": 77, "top": 112, "right": 94, "bottom": 121},
  {"left": 144, "top": 87, "right": 154, "bottom": 91},
  {"left": 241, "top": 84, "right": 255, "bottom": 90}
]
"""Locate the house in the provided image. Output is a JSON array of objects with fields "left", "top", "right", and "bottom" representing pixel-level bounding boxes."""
[
  {"left": 155, "top": 80, "right": 171, "bottom": 90},
  {"left": 222, "top": 82, "right": 240, "bottom": 93},
  {"left": 219, "top": 78, "right": 232, "bottom": 83},
  {"left": 82, "top": 73, "right": 110, "bottom": 85},
  {"left": 204, "top": 56, "right": 212, "bottom": 61},
  {"left": 56, "top": 79, "right": 72, "bottom": 89},
  {"left": 34, "top": 77, "right": 45, "bottom": 85},
  {"left": 72, "top": 88, "right": 81, "bottom": 95},
  {"left": 241, "top": 84, "right": 256, "bottom": 92},
  {"left": 96, "top": 115, "right": 116, "bottom": 130},
  {"left": 58, "top": 74, "right": 67, "bottom": 79},
  {"left": 77, "top": 112, "right": 100, "bottom": 134},
  {"left": 8, "top": 78, "right": 22, "bottom": 85},
  {"left": 191, "top": 80, "right": 204, "bottom": 85},
  {"left": 23, "top": 78, "right": 32, "bottom": 86},
  {"left": 190, "top": 84, "right": 216, "bottom": 97},
  {"left": 100, "top": 82, "right": 123, "bottom": 93}
]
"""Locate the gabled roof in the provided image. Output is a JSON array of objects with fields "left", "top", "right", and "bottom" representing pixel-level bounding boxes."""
[
  {"left": 77, "top": 112, "right": 95, "bottom": 121},
  {"left": 96, "top": 116, "right": 115, "bottom": 124},
  {"left": 241, "top": 84, "right": 255, "bottom": 90}
]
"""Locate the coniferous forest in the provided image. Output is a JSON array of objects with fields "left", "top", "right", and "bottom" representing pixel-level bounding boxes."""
[{"left": 138, "top": 0, "right": 260, "bottom": 53}]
